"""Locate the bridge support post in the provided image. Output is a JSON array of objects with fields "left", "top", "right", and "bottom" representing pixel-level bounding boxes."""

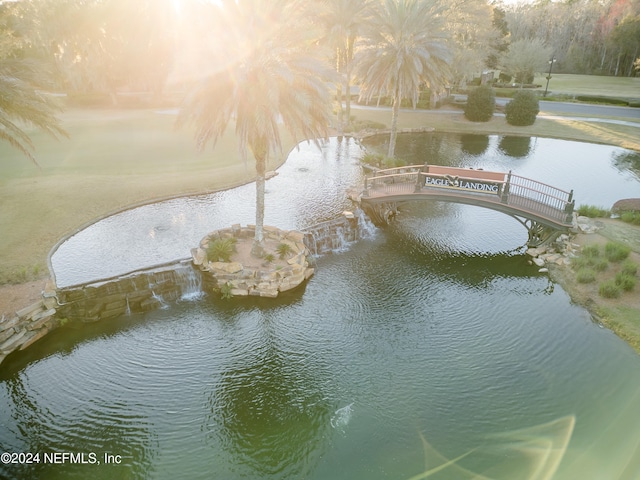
[
  {"left": 414, "top": 172, "right": 424, "bottom": 192},
  {"left": 501, "top": 170, "right": 512, "bottom": 203},
  {"left": 522, "top": 219, "right": 561, "bottom": 248}
]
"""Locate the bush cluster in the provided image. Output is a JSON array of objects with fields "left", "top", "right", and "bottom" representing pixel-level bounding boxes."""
[
  {"left": 361, "top": 153, "right": 407, "bottom": 169},
  {"left": 505, "top": 91, "right": 540, "bottom": 126},
  {"left": 620, "top": 211, "right": 640, "bottom": 226},
  {"left": 571, "top": 242, "right": 637, "bottom": 299},
  {"left": 599, "top": 280, "right": 621, "bottom": 298},
  {"left": 575, "top": 95, "right": 629, "bottom": 106},
  {"left": 604, "top": 242, "right": 631, "bottom": 263},
  {"left": 577, "top": 204, "right": 611, "bottom": 218},
  {"left": 615, "top": 272, "right": 637, "bottom": 291},
  {"left": 464, "top": 85, "right": 495, "bottom": 122},
  {"left": 576, "top": 268, "right": 596, "bottom": 284}
]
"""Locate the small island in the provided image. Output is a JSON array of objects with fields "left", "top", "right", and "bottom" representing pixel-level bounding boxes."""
[{"left": 192, "top": 225, "right": 315, "bottom": 298}]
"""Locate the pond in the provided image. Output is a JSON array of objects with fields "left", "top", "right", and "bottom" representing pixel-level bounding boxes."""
[{"left": 2, "top": 134, "right": 640, "bottom": 480}]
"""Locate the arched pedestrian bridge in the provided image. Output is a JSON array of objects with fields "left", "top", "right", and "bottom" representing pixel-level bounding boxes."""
[{"left": 359, "top": 164, "right": 576, "bottom": 247}]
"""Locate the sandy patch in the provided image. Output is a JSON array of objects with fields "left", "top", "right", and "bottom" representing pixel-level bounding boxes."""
[{"left": 0, "top": 280, "right": 48, "bottom": 320}]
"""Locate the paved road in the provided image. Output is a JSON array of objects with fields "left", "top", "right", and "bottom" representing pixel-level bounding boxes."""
[{"left": 352, "top": 97, "right": 640, "bottom": 128}]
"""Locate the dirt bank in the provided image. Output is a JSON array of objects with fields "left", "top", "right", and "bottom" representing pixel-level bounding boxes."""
[
  {"left": 547, "top": 218, "right": 640, "bottom": 354},
  {"left": 0, "top": 279, "right": 48, "bottom": 320}
]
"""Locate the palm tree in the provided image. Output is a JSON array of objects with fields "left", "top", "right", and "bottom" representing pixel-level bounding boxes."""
[
  {"left": 354, "top": 0, "right": 451, "bottom": 157},
  {"left": 316, "top": 0, "right": 373, "bottom": 134},
  {"left": 177, "top": 0, "right": 333, "bottom": 256},
  {"left": 0, "top": 2, "right": 67, "bottom": 166}
]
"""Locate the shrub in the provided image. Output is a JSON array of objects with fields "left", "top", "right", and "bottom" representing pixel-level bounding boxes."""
[
  {"left": 576, "top": 268, "right": 596, "bottom": 284},
  {"left": 207, "top": 237, "right": 237, "bottom": 262},
  {"left": 591, "top": 258, "right": 609, "bottom": 272},
  {"left": 620, "top": 211, "right": 640, "bottom": 226},
  {"left": 276, "top": 242, "right": 293, "bottom": 259},
  {"left": 621, "top": 261, "right": 638, "bottom": 276},
  {"left": 264, "top": 253, "right": 275, "bottom": 263},
  {"left": 498, "top": 72, "right": 512, "bottom": 83},
  {"left": 361, "top": 153, "right": 385, "bottom": 167},
  {"left": 577, "top": 204, "right": 611, "bottom": 218},
  {"left": 505, "top": 90, "right": 540, "bottom": 126},
  {"left": 581, "top": 244, "right": 600, "bottom": 258},
  {"left": 219, "top": 282, "right": 234, "bottom": 300},
  {"left": 615, "top": 273, "right": 636, "bottom": 291},
  {"left": 575, "top": 95, "right": 628, "bottom": 106},
  {"left": 604, "top": 242, "right": 631, "bottom": 262},
  {"left": 464, "top": 85, "right": 495, "bottom": 122},
  {"left": 599, "top": 280, "right": 621, "bottom": 298},
  {"left": 361, "top": 152, "right": 406, "bottom": 168},
  {"left": 571, "top": 256, "right": 590, "bottom": 270}
]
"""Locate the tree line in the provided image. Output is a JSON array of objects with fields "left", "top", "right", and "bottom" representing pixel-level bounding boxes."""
[
  {"left": 505, "top": 0, "right": 640, "bottom": 78},
  {"left": 2, "top": 0, "right": 639, "bottom": 163}
]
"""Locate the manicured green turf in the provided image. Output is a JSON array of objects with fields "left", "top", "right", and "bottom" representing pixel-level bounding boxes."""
[
  {"left": 533, "top": 73, "right": 640, "bottom": 101},
  {"left": 0, "top": 109, "right": 294, "bottom": 284}
]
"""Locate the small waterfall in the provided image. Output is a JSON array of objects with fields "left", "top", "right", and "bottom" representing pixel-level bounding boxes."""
[
  {"left": 125, "top": 296, "right": 131, "bottom": 316},
  {"left": 303, "top": 209, "right": 378, "bottom": 256},
  {"left": 152, "top": 290, "right": 169, "bottom": 309},
  {"left": 176, "top": 265, "right": 204, "bottom": 301},
  {"left": 356, "top": 209, "right": 378, "bottom": 239}
]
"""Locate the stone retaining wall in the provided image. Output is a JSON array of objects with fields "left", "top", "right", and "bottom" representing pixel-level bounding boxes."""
[
  {"left": 0, "top": 261, "right": 201, "bottom": 366},
  {"left": 0, "top": 292, "right": 59, "bottom": 367},
  {"left": 55, "top": 261, "right": 200, "bottom": 322}
]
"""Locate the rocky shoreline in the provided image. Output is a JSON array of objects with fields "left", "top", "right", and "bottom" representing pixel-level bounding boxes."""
[{"left": 527, "top": 216, "right": 640, "bottom": 354}]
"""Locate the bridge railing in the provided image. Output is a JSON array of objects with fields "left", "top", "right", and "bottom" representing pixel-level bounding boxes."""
[
  {"left": 364, "top": 172, "right": 420, "bottom": 195},
  {"left": 507, "top": 173, "right": 574, "bottom": 223},
  {"left": 371, "top": 165, "right": 424, "bottom": 176},
  {"left": 362, "top": 167, "right": 575, "bottom": 225}
]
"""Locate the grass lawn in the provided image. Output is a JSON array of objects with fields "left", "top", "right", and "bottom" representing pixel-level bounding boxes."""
[
  {"left": 532, "top": 73, "right": 640, "bottom": 102},
  {"left": 1, "top": 98, "right": 639, "bottom": 285},
  {"left": 0, "top": 109, "right": 295, "bottom": 284}
]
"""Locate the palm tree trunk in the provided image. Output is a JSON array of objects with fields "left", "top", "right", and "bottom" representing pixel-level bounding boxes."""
[
  {"left": 336, "top": 47, "right": 344, "bottom": 136},
  {"left": 345, "top": 36, "right": 355, "bottom": 124},
  {"left": 628, "top": 47, "right": 638, "bottom": 77},
  {"left": 388, "top": 85, "right": 400, "bottom": 158},
  {"left": 252, "top": 153, "right": 266, "bottom": 257},
  {"left": 336, "top": 83, "right": 344, "bottom": 136}
]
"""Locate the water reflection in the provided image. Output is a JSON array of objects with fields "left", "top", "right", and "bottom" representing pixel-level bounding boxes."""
[
  {"left": 498, "top": 136, "right": 532, "bottom": 158},
  {"left": 460, "top": 134, "right": 490, "bottom": 156},
  {"left": 0, "top": 369, "right": 157, "bottom": 479},
  {"left": 205, "top": 315, "right": 332, "bottom": 478},
  {"left": 612, "top": 150, "right": 640, "bottom": 181}
]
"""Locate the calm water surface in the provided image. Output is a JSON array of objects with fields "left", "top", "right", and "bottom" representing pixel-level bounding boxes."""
[{"left": 2, "top": 135, "right": 640, "bottom": 479}]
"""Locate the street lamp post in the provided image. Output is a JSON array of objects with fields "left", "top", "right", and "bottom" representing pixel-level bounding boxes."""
[{"left": 543, "top": 56, "right": 556, "bottom": 97}]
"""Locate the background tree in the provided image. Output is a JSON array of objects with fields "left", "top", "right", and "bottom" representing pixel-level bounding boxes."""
[
  {"left": 609, "top": 14, "right": 640, "bottom": 76},
  {"left": 501, "top": 38, "right": 553, "bottom": 86},
  {"left": 354, "top": 0, "right": 451, "bottom": 157},
  {"left": 486, "top": 5, "right": 510, "bottom": 70},
  {"left": 316, "top": 0, "right": 373, "bottom": 134},
  {"left": 35, "top": 0, "right": 179, "bottom": 104},
  {"left": 177, "top": 0, "right": 334, "bottom": 256},
  {"left": 0, "top": 1, "right": 66, "bottom": 165},
  {"left": 503, "top": 0, "right": 640, "bottom": 76},
  {"left": 440, "top": 0, "right": 500, "bottom": 89}
]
